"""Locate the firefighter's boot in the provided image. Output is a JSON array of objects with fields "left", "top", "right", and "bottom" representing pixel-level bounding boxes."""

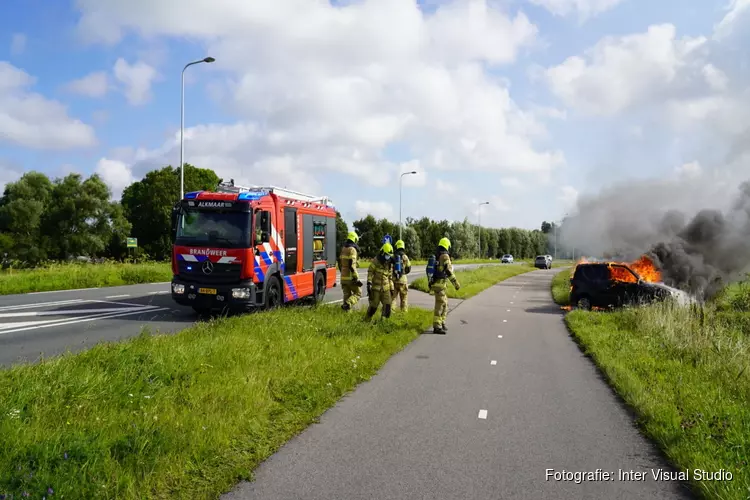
[
  {"left": 341, "top": 302, "right": 350, "bottom": 312},
  {"left": 442, "top": 322, "right": 448, "bottom": 331},
  {"left": 433, "top": 325, "right": 446, "bottom": 335},
  {"left": 365, "top": 305, "right": 377, "bottom": 320},
  {"left": 382, "top": 304, "right": 392, "bottom": 319}
]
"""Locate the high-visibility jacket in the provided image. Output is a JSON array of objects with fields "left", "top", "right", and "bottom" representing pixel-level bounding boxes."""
[
  {"left": 430, "top": 250, "right": 459, "bottom": 290},
  {"left": 367, "top": 255, "right": 394, "bottom": 292},
  {"left": 339, "top": 242, "right": 359, "bottom": 282}
]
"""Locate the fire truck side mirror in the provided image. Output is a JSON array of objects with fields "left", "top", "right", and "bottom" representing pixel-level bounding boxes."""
[{"left": 171, "top": 205, "right": 180, "bottom": 240}]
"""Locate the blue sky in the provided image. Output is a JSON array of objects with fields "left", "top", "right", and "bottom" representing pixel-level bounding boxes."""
[{"left": 1, "top": 0, "right": 748, "bottom": 231}]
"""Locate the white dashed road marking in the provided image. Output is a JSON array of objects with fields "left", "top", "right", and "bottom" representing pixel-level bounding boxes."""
[
  {"left": 478, "top": 409, "right": 488, "bottom": 419},
  {"left": 148, "top": 291, "right": 170, "bottom": 295},
  {"left": 106, "top": 294, "right": 131, "bottom": 299},
  {"left": 490, "top": 360, "right": 497, "bottom": 365},
  {"left": 498, "top": 335, "right": 503, "bottom": 338},
  {"left": 503, "top": 319, "right": 507, "bottom": 322}
]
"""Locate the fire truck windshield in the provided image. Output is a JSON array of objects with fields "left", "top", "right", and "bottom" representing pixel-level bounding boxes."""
[{"left": 175, "top": 209, "right": 251, "bottom": 248}]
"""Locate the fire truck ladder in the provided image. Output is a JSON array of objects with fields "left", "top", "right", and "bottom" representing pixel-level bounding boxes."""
[{"left": 217, "top": 180, "right": 334, "bottom": 207}]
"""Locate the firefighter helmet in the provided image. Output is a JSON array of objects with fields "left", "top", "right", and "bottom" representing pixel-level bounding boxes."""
[
  {"left": 438, "top": 237, "right": 451, "bottom": 250},
  {"left": 347, "top": 231, "right": 359, "bottom": 243},
  {"left": 395, "top": 239, "right": 405, "bottom": 250},
  {"left": 381, "top": 242, "right": 394, "bottom": 255}
]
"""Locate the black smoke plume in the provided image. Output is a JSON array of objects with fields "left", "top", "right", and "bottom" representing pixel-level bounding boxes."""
[
  {"left": 558, "top": 178, "right": 750, "bottom": 301},
  {"left": 647, "top": 180, "right": 750, "bottom": 300}
]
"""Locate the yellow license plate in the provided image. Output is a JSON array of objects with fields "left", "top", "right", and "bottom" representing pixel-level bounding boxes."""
[{"left": 198, "top": 288, "right": 217, "bottom": 295}]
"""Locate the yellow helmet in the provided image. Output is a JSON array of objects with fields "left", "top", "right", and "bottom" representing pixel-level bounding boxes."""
[
  {"left": 438, "top": 237, "right": 451, "bottom": 249},
  {"left": 395, "top": 239, "right": 405, "bottom": 250},
  {"left": 381, "top": 242, "right": 394, "bottom": 255},
  {"left": 347, "top": 231, "right": 359, "bottom": 243}
]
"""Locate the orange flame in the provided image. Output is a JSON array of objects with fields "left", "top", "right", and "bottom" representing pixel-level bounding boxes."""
[{"left": 607, "top": 255, "right": 661, "bottom": 283}]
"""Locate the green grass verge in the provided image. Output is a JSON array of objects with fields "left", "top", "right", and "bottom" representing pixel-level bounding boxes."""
[
  {"left": 551, "top": 267, "right": 572, "bottom": 306},
  {"left": 559, "top": 276, "right": 750, "bottom": 499},
  {"left": 408, "top": 263, "right": 535, "bottom": 299},
  {"left": 0, "top": 262, "right": 173, "bottom": 295},
  {"left": 0, "top": 305, "right": 432, "bottom": 499}
]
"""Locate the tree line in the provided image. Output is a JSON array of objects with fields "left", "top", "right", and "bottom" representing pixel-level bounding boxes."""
[{"left": 0, "top": 164, "right": 565, "bottom": 268}]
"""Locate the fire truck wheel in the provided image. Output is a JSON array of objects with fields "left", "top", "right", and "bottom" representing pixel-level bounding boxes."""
[
  {"left": 313, "top": 272, "right": 326, "bottom": 303},
  {"left": 264, "top": 275, "right": 282, "bottom": 309}
]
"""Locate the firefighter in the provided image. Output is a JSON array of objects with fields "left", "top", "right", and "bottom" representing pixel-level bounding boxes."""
[
  {"left": 429, "top": 237, "right": 460, "bottom": 334},
  {"left": 392, "top": 239, "right": 411, "bottom": 311},
  {"left": 338, "top": 231, "right": 363, "bottom": 311},
  {"left": 365, "top": 242, "right": 395, "bottom": 321}
]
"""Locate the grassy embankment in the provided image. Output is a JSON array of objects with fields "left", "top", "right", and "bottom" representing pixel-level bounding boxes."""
[
  {"left": 0, "top": 305, "right": 434, "bottom": 499},
  {"left": 552, "top": 267, "right": 750, "bottom": 500},
  {"left": 0, "top": 262, "right": 173, "bottom": 295},
  {"left": 408, "top": 263, "right": 537, "bottom": 299}
]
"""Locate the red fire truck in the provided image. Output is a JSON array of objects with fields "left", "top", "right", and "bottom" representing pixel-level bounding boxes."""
[{"left": 170, "top": 180, "right": 338, "bottom": 314}]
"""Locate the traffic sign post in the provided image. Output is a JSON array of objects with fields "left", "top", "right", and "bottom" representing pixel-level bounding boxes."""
[{"left": 126, "top": 237, "right": 138, "bottom": 263}]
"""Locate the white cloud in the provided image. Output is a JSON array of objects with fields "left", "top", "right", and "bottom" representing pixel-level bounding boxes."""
[
  {"left": 500, "top": 177, "right": 523, "bottom": 189},
  {"left": 714, "top": 0, "right": 750, "bottom": 39},
  {"left": 10, "top": 33, "right": 26, "bottom": 56},
  {"left": 72, "top": 0, "right": 565, "bottom": 191},
  {"left": 544, "top": 24, "right": 707, "bottom": 116},
  {"left": 558, "top": 185, "right": 579, "bottom": 209},
  {"left": 355, "top": 200, "right": 394, "bottom": 219},
  {"left": 113, "top": 58, "right": 158, "bottom": 105},
  {"left": 435, "top": 178, "right": 458, "bottom": 194},
  {"left": 528, "top": 0, "right": 625, "bottom": 21},
  {"left": 675, "top": 160, "right": 702, "bottom": 179},
  {"left": 64, "top": 71, "right": 109, "bottom": 98},
  {"left": 95, "top": 158, "right": 136, "bottom": 199},
  {"left": 0, "top": 62, "right": 96, "bottom": 150},
  {"left": 0, "top": 160, "right": 23, "bottom": 193},
  {"left": 702, "top": 63, "right": 728, "bottom": 91}
]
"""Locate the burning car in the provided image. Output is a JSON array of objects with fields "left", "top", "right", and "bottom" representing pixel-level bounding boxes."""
[{"left": 568, "top": 256, "right": 693, "bottom": 310}]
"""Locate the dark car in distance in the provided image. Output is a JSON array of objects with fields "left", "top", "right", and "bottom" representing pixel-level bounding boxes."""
[
  {"left": 534, "top": 255, "right": 552, "bottom": 269},
  {"left": 569, "top": 262, "right": 689, "bottom": 310}
]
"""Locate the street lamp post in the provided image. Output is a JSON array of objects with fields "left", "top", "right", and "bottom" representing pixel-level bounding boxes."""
[
  {"left": 399, "top": 171, "right": 417, "bottom": 241},
  {"left": 477, "top": 201, "right": 489, "bottom": 258},
  {"left": 180, "top": 56, "right": 215, "bottom": 200}
]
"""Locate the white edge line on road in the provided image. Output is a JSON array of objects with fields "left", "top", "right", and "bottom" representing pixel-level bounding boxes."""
[
  {"left": 0, "top": 306, "right": 161, "bottom": 318},
  {"left": 89, "top": 299, "right": 156, "bottom": 307},
  {"left": 0, "top": 318, "right": 68, "bottom": 330},
  {"left": 28, "top": 287, "right": 100, "bottom": 295},
  {"left": 506, "top": 309, "right": 511, "bottom": 312},
  {"left": 148, "top": 291, "right": 170, "bottom": 295},
  {"left": 0, "top": 307, "right": 170, "bottom": 336},
  {"left": 0, "top": 299, "right": 84, "bottom": 311},
  {"left": 490, "top": 360, "right": 497, "bottom": 365},
  {"left": 510, "top": 302, "right": 514, "bottom": 304},
  {"left": 503, "top": 319, "right": 507, "bottom": 322},
  {"left": 498, "top": 335, "right": 503, "bottom": 338},
  {"left": 23, "top": 282, "right": 172, "bottom": 296},
  {"left": 105, "top": 294, "right": 131, "bottom": 299},
  {"left": 478, "top": 409, "right": 488, "bottom": 419}
]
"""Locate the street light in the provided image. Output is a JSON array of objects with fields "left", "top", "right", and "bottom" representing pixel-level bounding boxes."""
[
  {"left": 477, "top": 201, "right": 489, "bottom": 258},
  {"left": 180, "top": 56, "right": 215, "bottom": 200},
  {"left": 399, "top": 171, "right": 417, "bottom": 241}
]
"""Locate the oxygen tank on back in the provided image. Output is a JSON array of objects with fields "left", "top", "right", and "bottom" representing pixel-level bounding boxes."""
[
  {"left": 394, "top": 252, "right": 403, "bottom": 278},
  {"left": 426, "top": 254, "right": 436, "bottom": 281}
]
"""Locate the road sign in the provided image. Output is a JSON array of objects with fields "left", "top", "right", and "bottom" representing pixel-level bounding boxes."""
[
  {"left": 126, "top": 237, "right": 138, "bottom": 248},
  {"left": 382, "top": 234, "right": 392, "bottom": 245}
]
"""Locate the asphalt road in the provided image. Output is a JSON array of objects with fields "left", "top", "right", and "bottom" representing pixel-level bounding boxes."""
[
  {"left": 222, "top": 270, "right": 694, "bottom": 500},
  {"left": 0, "top": 263, "right": 490, "bottom": 367}
]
